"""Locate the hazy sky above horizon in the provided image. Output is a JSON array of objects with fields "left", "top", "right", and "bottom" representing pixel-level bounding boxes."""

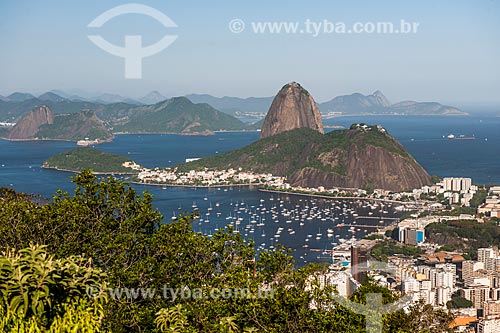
[{"left": 0, "top": 0, "right": 499, "bottom": 106}]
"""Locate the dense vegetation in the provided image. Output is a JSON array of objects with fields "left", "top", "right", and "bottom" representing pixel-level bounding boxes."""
[
  {"left": 425, "top": 219, "right": 500, "bottom": 259},
  {"left": 0, "top": 126, "right": 9, "bottom": 137},
  {"left": 371, "top": 240, "right": 424, "bottom": 262},
  {"left": 180, "top": 128, "right": 328, "bottom": 174},
  {"left": 446, "top": 296, "right": 473, "bottom": 309},
  {"left": 112, "top": 97, "right": 250, "bottom": 134},
  {"left": 179, "top": 126, "right": 413, "bottom": 178},
  {"left": 0, "top": 172, "right": 454, "bottom": 332},
  {"left": 347, "top": 124, "right": 410, "bottom": 158},
  {"left": 0, "top": 245, "right": 107, "bottom": 331},
  {"left": 36, "top": 110, "right": 112, "bottom": 140},
  {"left": 470, "top": 188, "right": 488, "bottom": 209},
  {"left": 44, "top": 148, "right": 137, "bottom": 173}
]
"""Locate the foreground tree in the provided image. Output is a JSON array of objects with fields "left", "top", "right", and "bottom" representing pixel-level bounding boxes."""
[
  {"left": 0, "top": 171, "right": 454, "bottom": 332},
  {"left": 0, "top": 245, "right": 107, "bottom": 332}
]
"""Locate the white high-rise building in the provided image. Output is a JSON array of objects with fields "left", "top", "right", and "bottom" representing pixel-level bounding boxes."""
[
  {"left": 463, "top": 260, "right": 485, "bottom": 284},
  {"left": 486, "top": 257, "right": 497, "bottom": 272},
  {"left": 479, "top": 248, "right": 498, "bottom": 266},
  {"left": 478, "top": 318, "right": 500, "bottom": 333},
  {"left": 436, "top": 287, "right": 452, "bottom": 306},
  {"left": 462, "top": 286, "right": 491, "bottom": 309},
  {"left": 433, "top": 270, "right": 455, "bottom": 291},
  {"left": 461, "top": 178, "right": 472, "bottom": 192},
  {"left": 443, "top": 178, "right": 453, "bottom": 191},
  {"left": 403, "top": 277, "right": 420, "bottom": 294},
  {"left": 442, "top": 177, "right": 472, "bottom": 192},
  {"left": 452, "top": 178, "right": 462, "bottom": 191}
]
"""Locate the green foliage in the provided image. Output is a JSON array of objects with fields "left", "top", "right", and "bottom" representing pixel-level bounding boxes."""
[
  {"left": 431, "top": 175, "right": 442, "bottom": 184},
  {"left": 36, "top": 110, "right": 112, "bottom": 140},
  {"left": 0, "top": 245, "right": 107, "bottom": 332},
  {"left": 112, "top": 97, "right": 249, "bottom": 133},
  {"left": 470, "top": 188, "right": 488, "bottom": 208},
  {"left": 385, "top": 302, "right": 454, "bottom": 333},
  {"left": 179, "top": 127, "right": 326, "bottom": 175},
  {"left": 347, "top": 125, "right": 410, "bottom": 158},
  {"left": 155, "top": 304, "right": 193, "bottom": 333},
  {"left": 0, "top": 126, "right": 10, "bottom": 137},
  {"left": 44, "top": 148, "right": 137, "bottom": 173},
  {"left": 371, "top": 240, "right": 424, "bottom": 261},
  {"left": 179, "top": 125, "right": 415, "bottom": 181},
  {"left": 363, "top": 234, "right": 384, "bottom": 240},
  {"left": 425, "top": 219, "right": 500, "bottom": 258},
  {"left": 433, "top": 206, "right": 475, "bottom": 216},
  {"left": 0, "top": 171, "right": 455, "bottom": 332},
  {"left": 446, "top": 296, "right": 473, "bottom": 309},
  {"left": 384, "top": 228, "right": 399, "bottom": 240}
]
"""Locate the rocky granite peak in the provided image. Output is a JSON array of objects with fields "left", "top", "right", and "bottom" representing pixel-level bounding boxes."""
[
  {"left": 371, "top": 90, "right": 391, "bottom": 107},
  {"left": 6, "top": 105, "right": 54, "bottom": 140},
  {"left": 260, "top": 82, "right": 324, "bottom": 139}
]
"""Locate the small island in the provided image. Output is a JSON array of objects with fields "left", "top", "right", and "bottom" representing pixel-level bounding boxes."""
[{"left": 43, "top": 148, "right": 141, "bottom": 174}]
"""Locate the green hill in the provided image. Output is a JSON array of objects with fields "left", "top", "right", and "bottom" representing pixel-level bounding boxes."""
[
  {"left": 3, "top": 107, "right": 113, "bottom": 142},
  {"left": 43, "top": 148, "right": 137, "bottom": 173},
  {"left": 36, "top": 110, "right": 112, "bottom": 141},
  {"left": 108, "top": 97, "right": 250, "bottom": 134},
  {"left": 180, "top": 125, "right": 432, "bottom": 192}
]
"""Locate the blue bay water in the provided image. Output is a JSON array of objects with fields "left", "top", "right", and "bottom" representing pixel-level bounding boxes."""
[{"left": 1, "top": 115, "right": 499, "bottom": 265}]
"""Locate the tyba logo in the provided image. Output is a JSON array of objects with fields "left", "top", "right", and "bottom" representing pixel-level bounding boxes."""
[{"left": 87, "top": 3, "right": 177, "bottom": 79}]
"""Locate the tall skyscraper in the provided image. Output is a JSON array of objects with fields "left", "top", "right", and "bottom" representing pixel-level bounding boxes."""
[{"left": 351, "top": 246, "right": 368, "bottom": 284}]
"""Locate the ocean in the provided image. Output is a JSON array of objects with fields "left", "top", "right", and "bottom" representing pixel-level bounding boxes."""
[{"left": 1, "top": 115, "right": 499, "bottom": 265}]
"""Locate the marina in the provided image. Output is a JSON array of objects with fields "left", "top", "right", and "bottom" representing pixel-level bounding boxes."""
[{"left": 169, "top": 187, "right": 404, "bottom": 266}]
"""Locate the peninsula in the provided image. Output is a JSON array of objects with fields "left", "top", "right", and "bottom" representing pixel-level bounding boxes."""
[{"left": 43, "top": 148, "right": 140, "bottom": 174}]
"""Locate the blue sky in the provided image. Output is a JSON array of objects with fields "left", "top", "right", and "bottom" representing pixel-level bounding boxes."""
[{"left": 0, "top": 0, "right": 499, "bottom": 106}]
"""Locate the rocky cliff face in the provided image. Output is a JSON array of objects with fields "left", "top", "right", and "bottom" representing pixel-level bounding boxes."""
[
  {"left": 6, "top": 106, "right": 54, "bottom": 139},
  {"left": 4, "top": 107, "right": 113, "bottom": 141},
  {"left": 260, "top": 82, "right": 323, "bottom": 138},
  {"left": 35, "top": 110, "right": 113, "bottom": 141},
  {"left": 287, "top": 138, "right": 432, "bottom": 191}
]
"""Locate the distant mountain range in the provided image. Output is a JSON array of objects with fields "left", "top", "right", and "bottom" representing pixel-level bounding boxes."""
[
  {"left": 320, "top": 90, "right": 391, "bottom": 114},
  {"left": 319, "top": 91, "right": 466, "bottom": 116},
  {"left": 139, "top": 91, "right": 168, "bottom": 105},
  {"left": 0, "top": 89, "right": 467, "bottom": 124},
  {"left": 185, "top": 94, "right": 274, "bottom": 117},
  {"left": 0, "top": 90, "right": 161, "bottom": 106},
  {"left": 48, "top": 90, "right": 144, "bottom": 105},
  {"left": 186, "top": 90, "right": 467, "bottom": 116}
]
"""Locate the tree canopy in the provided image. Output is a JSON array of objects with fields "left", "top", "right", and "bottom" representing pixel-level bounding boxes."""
[{"left": 0, "top": 170, "right": 454, "bottom": 332}]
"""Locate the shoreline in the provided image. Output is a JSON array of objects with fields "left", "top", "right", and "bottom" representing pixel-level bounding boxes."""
[
  {"left": 39, "top": 166, "right": 427, "bottom": 203},
  {"left": 1, "top": 137, "right": 113, "bottom": 145},
  {"left": 129, "top": 181, "right": 260, "bottom": 189},
  {"left": 324, "top": 113, "right": 469, "bottom": 118},
  {"left": 112, "top": 129, "right": 260, "bottom": 136},
  {"left": 258, "top": 188, "right": 411, "bottom": 204},
  {"left": 42, "top": 165, "right": 138, "bottom": 175}
]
